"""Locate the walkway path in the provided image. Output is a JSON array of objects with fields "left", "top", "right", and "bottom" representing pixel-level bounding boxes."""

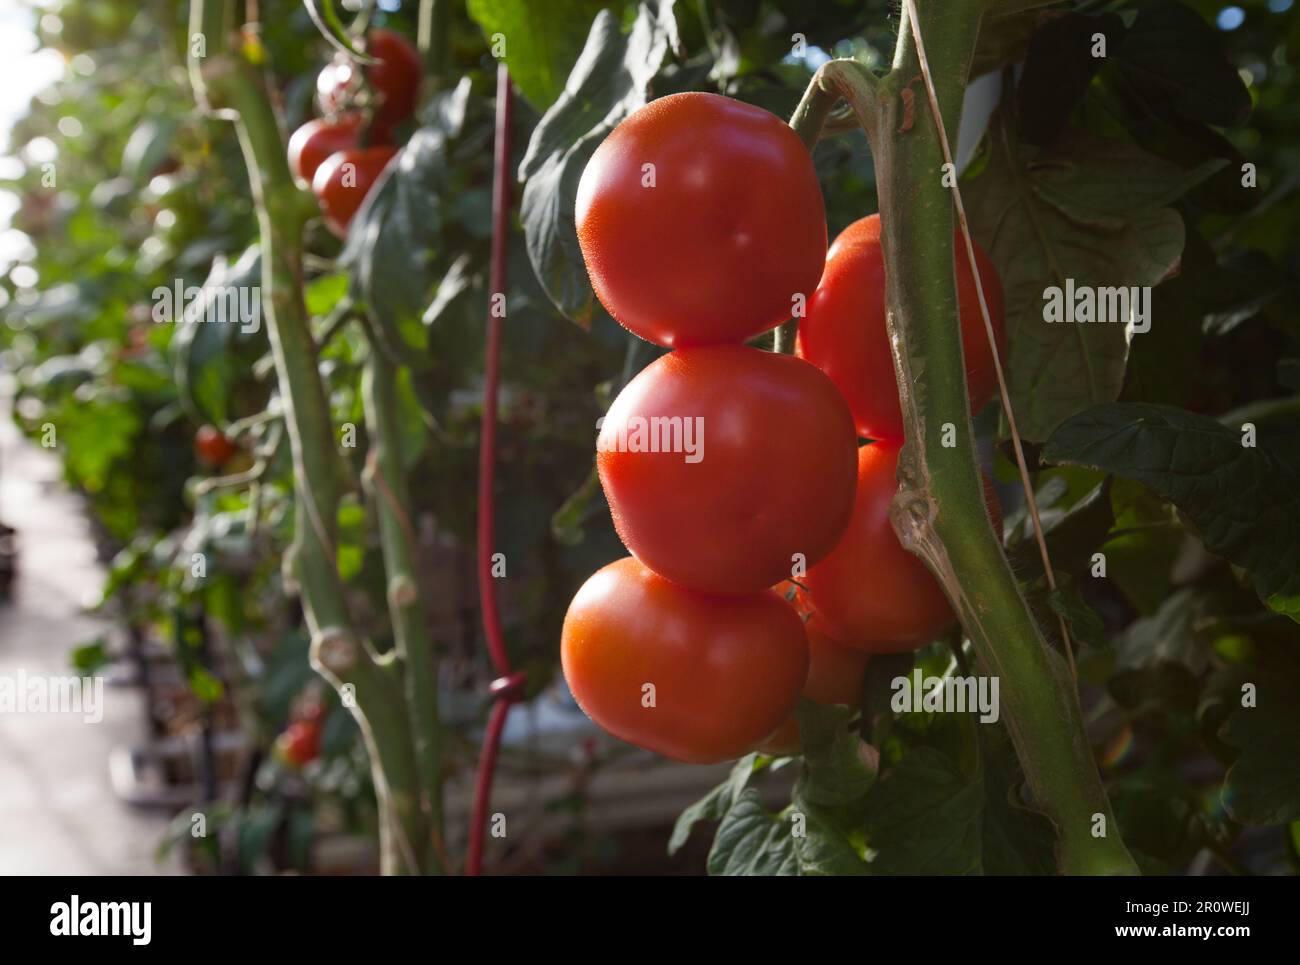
[{"left": 0, "top": 382, "right": 180, "bottom": 874}]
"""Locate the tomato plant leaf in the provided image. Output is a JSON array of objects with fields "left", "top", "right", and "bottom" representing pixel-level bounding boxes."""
[
  {"left": 1221, "top": 666, "right": 1300, "bottom": 826},
  {"left": 170, "top": 246, "right": 268, "bottom": 425},
  {"left": 1006, "top": 478, "right": 1114, "bottom": 580},
  {"left": 519, "top": 4, "right": 675, "bottom": 326},
  {"left": 707, "top": 788, "right": 799, "bottom": 876},
  {"left": 1046, "top": 573, "right": 1109, "bottom": 651},
  {"left": 466, "top": 0, "right": 614, "bottom": 111},
  {"left": 343, "top": 78, "right": 477, "bottom": 365},
  {"left": 668, "top": 754, "right": 765, "bottom": 856},
  {"left": 1045, "top": 402, "right": 1300, "bottom": 620},
  {"left": 793, "top": 701, "right": 874, "bottom": 809},
  {"left": 1017, "top": 12, "right": 1123, "bottom": 146},
  {"left": 965, "top": 117, "right": 1221, "bottom": 440},
  {"left": 788, "top": 794, "right": 870, "bottom": 876},
  {"left": 861, "top": 747, "right": 984, "bottom": 874},
  {"left": 980, "top": 726, "right": 1057, "bottom": 874},
  {"left": 120, "top": 117, "right": 178, "bottom": 184},
  {"left": 1112, "top": 0, "right": 1252, "bottom": 129}
]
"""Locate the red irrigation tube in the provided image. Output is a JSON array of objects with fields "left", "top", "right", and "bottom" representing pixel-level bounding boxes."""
[{"left": 467, "top": 61, "right": 521, "bottom": 877}]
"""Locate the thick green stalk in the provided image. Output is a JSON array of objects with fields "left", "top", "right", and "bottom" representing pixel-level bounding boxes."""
[
  {"left": 188, "top": 0, "right": 425, "bottom": 874},
  {"left": 361, "top": 348, "right": 446, "bottom": 873},
  {"left": 874, "top": 0, "right": 1136, "bottom": 875},
  {"left": 790, "top": 2, "right": 1137, "bottom": 874}
]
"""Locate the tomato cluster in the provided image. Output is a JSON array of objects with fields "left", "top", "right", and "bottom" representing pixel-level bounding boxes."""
[
  {"left": 565, "top": 93, "right": 851, "bottom": 763},
  {"left": 287, "top": 28, "right": 420, "bottom": 237},
  {"left": 561, "top": 93, "right": 1007, "bottom": 765}
]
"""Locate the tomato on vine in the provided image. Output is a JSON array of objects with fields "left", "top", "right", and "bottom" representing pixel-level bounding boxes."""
[
  {"left": 316, "top": 28, "right": 421, "bottom": 129},
  {"left": 797, "top": 213, "right": 1006, "bottom": 442},
  {"left": 576, "top": 92, "right": 827, "bottom": 346},
  {"left": 288, "top": 114, "right": 376, "bottom": 187},
  {"left": 803, "top": 441, "right": 1002, "bottom": 653},
  {"left": 597, "top": 345, "right": 857, "bottom": 595},
  {"left": 561, "top": 557, "right": 809, "bottom": 764},
  {"left": 194, "top": 424, "right": 237, "bottom": 467},
  {"left": 274, "top": 719, "right": 322, "bottom": 768},
  {"left": 311, "top": 146, "right": 398, "bottom": 237}
]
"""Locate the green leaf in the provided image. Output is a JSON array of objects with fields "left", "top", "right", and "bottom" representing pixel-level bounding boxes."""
[
  {"left": 169, "top": 245, "right": 269, "bottom": 425},
  {"left": 422, "top": 253, "right": 475, "bottom": 330},
  {"left": 788, "top": 791, "right": 870, "bottom": 876},
  {"left": 343, "top": 78, "right": 477, "bottom": 364},
  {"left": 1220, "top": 667, "right": 1300, "bottom": 826},
  {"left": 1017, "top": 12, "right": 1123, "bottom": 146},
  {"left": 187, "top": 666, "right": 225, "bottom": 703},
  {"left": 304, "top": 272, "right": 350, "bottom": 316},
  {"left": 793, "top": 700, "right": 874, "bottom": 809},
  {"left": 1046, "top": 573, "right": 1108, "bottom": 650},
  {"left": 71, "top": 638, "right": 109, "bottom": 675},
  {"left": 1007, "top": 478, "right": 1114, "bottom": 580},
  {"left": 979, "top": 726, "right": 1057, "bottom": 874},
  {"left": 707, "top": 789, "right": 799, "bottom": 875},
  {"left": 1108, "top": 589, "right": 1203, "bottom": 716},
  {"left": 550, "top": 462, "right": 602, "bottom": 547},
  {"left": 1113, "top": 0, "right": 1252, "bottom": 128},
  {"left": 120, "top": 117, "right": 178, "bottom": 183},
  {"left": 787, "top": 703, "right": 873, "bottom": 876},
  {"left": 965, "top": 117, "right": 1221, "bottom": 440},
  {"left": 970, "top": 2, "right": 1051, "bottom": 78},
  {"left": 466, "top": 0, "right": 613, "bottom": 111},
  {"left": 1044, "top": 402, "right": 1300, "bottom": 619},
  {"left": 519, "top": 4, "right": 675, "bottom": 324},
  {"left": 1101, "top": 476, "right": 1183, "bottom": 615},
  {"left": 54, "top": 393, "right": 141, "bottom": 493},
  {"left": 861, "top": 748, "right": 984, "bottom": 874},
  {"left": 1114, "top": 588, "right": 1201, "bottom": 674},
  {"left": 668, "top": 754, "right": 762, "bottom": 855}
]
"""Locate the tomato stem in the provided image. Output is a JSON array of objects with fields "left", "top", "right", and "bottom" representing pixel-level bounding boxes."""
[
  {"left": 188, "top": 0, "right": 438, "bottom": 875},
  {"left": 790, "top": 0, "right": 1139, "bottom": 875}
]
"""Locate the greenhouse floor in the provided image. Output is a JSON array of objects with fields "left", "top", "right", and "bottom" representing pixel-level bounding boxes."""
[{"left": 0, "top": 392, "right": 180, "bottom": 874}]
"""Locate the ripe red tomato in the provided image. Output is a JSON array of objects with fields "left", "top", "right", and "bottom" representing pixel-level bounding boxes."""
[
  {"left": 287, "top": 115, "right": 371, "bottom": 187},
  {"left": 597, "top": 345, "right": 857, "bottom": 595},
  {"left": 364, "top": 29, "right": 421, "bottom": 125},
  {"left": 803, "top": 440, "right": 1002, "bottom": 653},
  {"left": 576, "top": 92, "right": 827, "bottom": 347},
  {"left": 756, "top": 592, "right": 869, "bottom": 755},
  {"left": 194, "top": 425, "right": 237, "bottom": 467},
  {"left": 311, "top": 146, "right": 398, "bottom": 237},
  {"left": 561, "top": 557, "right": 809, "bottom": 764},
  {"left": 275, "top": 719, "right": 321, "bottom": 768},
  {"left": 316, "top": 28, "right": 421, "bottom": 128},
  {"left": 797, "top": 213, "right": 1006, "bottom": 442}
]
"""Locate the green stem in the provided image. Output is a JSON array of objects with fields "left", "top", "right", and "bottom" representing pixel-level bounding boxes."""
[
  {"left": 188, "top": 0, "right": 426, "bottom": 875},
  {"left": 776, "top": 57, "right": 882, "bottom": 356},
  {"left": 418, "top": 0, "right": 453, "bottom": 82},
  {"left": 791, "top": 0, "right": 1137, "bottom": 874},
  {"left": 871, "top": 0, "right": 1136, "bottom": 875},
  {"left": 361, "top": 346, "right": 446, "bottom": 874}
]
